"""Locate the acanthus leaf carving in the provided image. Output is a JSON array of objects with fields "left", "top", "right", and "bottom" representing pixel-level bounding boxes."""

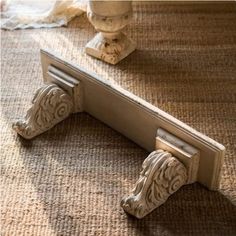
[
  {"left": 121, "top": 150, "right": 187, "bottom": 219},
  {"left": 12, "top": 84, "right": 73, "bottom": 139}
]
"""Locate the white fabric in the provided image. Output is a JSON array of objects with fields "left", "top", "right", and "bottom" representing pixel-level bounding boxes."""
[{"left": 0, "top": 0, "right": 87, "bottom": 30}]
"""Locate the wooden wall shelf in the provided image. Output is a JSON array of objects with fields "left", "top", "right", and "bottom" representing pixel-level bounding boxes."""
[{"left": 13, "top": 49, "right": 225, "bottom": 219}]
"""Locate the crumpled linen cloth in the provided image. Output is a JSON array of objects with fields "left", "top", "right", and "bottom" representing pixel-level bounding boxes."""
[{"left": 0, "top": 0, "right": 87, "bottom": 30}]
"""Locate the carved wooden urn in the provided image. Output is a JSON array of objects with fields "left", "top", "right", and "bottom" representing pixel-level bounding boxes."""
[{"left": 86, "top": 0, "right": 136, "bottom": 64}]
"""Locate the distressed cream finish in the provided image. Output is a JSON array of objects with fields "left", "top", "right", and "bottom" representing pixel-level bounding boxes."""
[
  {"left": 12, "top": 84, "right": 74, "bottom": 139},
  {"left": 13, "top": 49, "right": 225, "bottom": 218},
  {"left": 121, "top": 128, "right": 200, "bottom": 218},
  {"left": 85, "top": 1, "right": 136, "bottom": 64},
  {"left": 121, "top": 150, "right": 188, "bottom": 219}
]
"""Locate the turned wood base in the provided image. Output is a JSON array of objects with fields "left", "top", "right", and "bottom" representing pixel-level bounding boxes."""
[
  {"left": 13, "top": 49, "right": 225, "bottom": 219},
  {"left": 85, "top": 32, "right": 136, "bottom": 65},
  {"left": 86, "top": 0, "right": 135, "bottom": 64}
]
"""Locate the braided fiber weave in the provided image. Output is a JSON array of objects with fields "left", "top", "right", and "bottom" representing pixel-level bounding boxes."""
[{"left": 1, "top": 2, "right": 236, "bottom": 235}]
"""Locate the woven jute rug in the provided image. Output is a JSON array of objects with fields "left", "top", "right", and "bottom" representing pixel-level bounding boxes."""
[{"left": 1, "top": 2, "right": 236, "bottom": 235}]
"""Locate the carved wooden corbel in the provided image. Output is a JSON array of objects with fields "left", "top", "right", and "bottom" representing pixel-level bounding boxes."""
[
  {"left": 12, "top": 84, "right": 74, "bottom": 139},
  {"left": 121, "top": 150, "right": 188, "bottom": 219},
  {"left": 13, "top": 64, "right": 83, "bottom": 139},
  {"left": 121, "top": 129, "right": 200, "bottom": 219},
  {"left": 86, "top": 0, "right": 136, "bottom": 64}
]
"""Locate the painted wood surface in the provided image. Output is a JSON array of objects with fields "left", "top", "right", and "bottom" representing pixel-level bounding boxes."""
[{"left": 40, "top": 49, "right": 225, "bottom": 191}]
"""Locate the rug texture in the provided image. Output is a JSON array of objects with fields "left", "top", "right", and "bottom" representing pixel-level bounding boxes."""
[{"left": 1, "top": 2, "right": 236, "bottom": 236}]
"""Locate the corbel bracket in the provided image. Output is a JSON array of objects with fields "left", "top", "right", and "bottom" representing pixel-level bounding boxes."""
[
  {"left": 121, "top": 128, "right": 200, "bottom": 219},
  {"left": 12, "top": 65, "right": 83, "bottom": 139},
  {"left": 13, "top": 49, "right": 225, "bottom": 218}
]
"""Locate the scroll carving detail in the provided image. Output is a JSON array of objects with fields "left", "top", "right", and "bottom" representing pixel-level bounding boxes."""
[
  {"left": 12, "top": 84, "right": 73, "bottom": 139},
  {"left": 121, "top": 150, "right": 187, "bottom": 219}
]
